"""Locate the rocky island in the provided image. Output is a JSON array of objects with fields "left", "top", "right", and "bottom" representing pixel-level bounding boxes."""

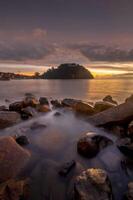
[{"left": 42, "top": 63, "right": 94, "bottom": 79}]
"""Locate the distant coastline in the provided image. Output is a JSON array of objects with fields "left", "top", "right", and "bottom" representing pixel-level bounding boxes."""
[{"left": 0, "top": 63, "right": 94, "bottom": 80}]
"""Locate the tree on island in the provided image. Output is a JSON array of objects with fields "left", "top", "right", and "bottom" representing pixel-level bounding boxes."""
[{"left": 42, "top": 63, "right": 94, "bottom": 79}]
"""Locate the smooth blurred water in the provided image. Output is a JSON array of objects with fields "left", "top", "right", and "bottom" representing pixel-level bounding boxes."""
[{"left": 0, "top": 78, "right": 132, "bottom": 104}]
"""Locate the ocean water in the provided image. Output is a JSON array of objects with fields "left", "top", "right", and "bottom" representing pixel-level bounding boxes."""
[{"left": 0, "top": 78, "right": 132, "bottom": 104}]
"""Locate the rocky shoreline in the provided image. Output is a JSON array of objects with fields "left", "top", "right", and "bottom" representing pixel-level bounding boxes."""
[{"left": 0, "top": 94, "right": 133, "bottom": 199}]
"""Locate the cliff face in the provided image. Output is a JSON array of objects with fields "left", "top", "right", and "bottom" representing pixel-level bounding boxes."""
[{"left": 43, "top": 63, "right": 94, "bottom": 79}]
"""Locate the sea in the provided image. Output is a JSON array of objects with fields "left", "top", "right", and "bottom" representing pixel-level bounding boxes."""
[{"left": 0, "top": 78, "right": 132, "bottom": 104}]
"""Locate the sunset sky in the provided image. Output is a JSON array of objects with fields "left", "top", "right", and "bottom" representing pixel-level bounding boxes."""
[{"left": 0, "top": 0, "right": 133, "bottom": 76}]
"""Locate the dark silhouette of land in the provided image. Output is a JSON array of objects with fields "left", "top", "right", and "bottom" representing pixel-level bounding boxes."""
[
  {"left": 0, "top": 63, "right": 94, "bottom": 80},
  {"left": 42, "top": 63, "right": 94, "bottom": 79}
]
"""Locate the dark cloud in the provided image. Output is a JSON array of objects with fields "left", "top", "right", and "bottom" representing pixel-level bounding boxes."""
[
  {"left": 0, "top": 29, "right": 54, "bottom": 62},
  {"left": 70, "top": 44, "right": 133, "bottom": 62}
]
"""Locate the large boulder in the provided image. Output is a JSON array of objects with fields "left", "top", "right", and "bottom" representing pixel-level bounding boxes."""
[
  {"left": 77, "top": 133, "right": 113, "bottom": 158},
  {"left": 89, "top": 101, "right": 133, "bottom": 127},
  {"left": 0, "top": 136, "right": 30, "bottom": 182},
  {"left": 103, "top": 95, "right": 118, "bottom": 105},
  {"left": 62, "top": 99, "right": 94, "bottom": 115},
  {"left": 74, "top": 168, "right": 113, "bottom": 200},
  {"left": 0, "top": 111, "right": 21, "bottom": 129},
  {"left": 74, "top": 102, "right": 94, "bottom": 115},
  {"left": 0, "top": 179, "right": 29, "bottom": 200},
  {"left": 94, "top": 101, "right": 115, "bottom": 113}
]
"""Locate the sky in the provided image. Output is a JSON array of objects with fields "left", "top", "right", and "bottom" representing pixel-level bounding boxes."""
[{"left": 0, "top": 0, "right": 133, "bottom": 76}]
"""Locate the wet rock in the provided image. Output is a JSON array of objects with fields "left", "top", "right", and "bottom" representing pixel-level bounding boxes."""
[
  {"left": 54, "top": 112, "right": 61, "bottom": 117},
  {"left": 39, "top": 97, "right": 49, "bottom": 105},
  {"left": 62, "top": 98, "right": 81, "bottom": 107},
  {"left": 9, "top": 101, "right": 24, "bottom": 112},
  {"left": 51, "top": 99, "right": 62, "bottom": 108},
  {"left": 15, "top": 135, "right": 29, "bottom": 146},
  {"left": 0, "top": 105, "right": 8, "bottom": 111},
  {"left": 125, "top": 94, "right": 133, "bottom": 103},
  {"left": 23, "top": 96, "right": 39, "bottom": 108},
  {"left": 25, "top": 92, "right": 35, "bottom": 98},
  {"left": 117, "top": 138, "right": 133, "bottom": 158},
  {"left": 30, "top": 122, "right": 47, "bottom": 130},
  {"left": 125, "top": 182, "right": 133, "bottom": 200},
  {"left": 77, "top": 133, "right": 113, "bottom": 158},
  {"left": 5, "top": 99, "right": 10, "bottom": 103},
  {"left": 74, "top": 101, "right": 94, "bottom": 115},
  {"left": 0, "top": 179, "right": 30, "bottom": 200},
  {"left": 0, "top": 136, "right": 30, "bottom": 182},
  {"left": 103, "top": 95, "right": 118, "bottom": 105},
  {"left": 21, "top": 107, "right": 37, "bottom": 120},
  {"left": 74, "top": 168, "right": 113, "bottom": 200},
  {"left": 109, "top": 125, "right": 126, "bottom": 137},
  {"left": 37, "top": 104, "right": 51, "bottom": 112},
  {"left": 59, "top": 160, "right": 76, "bottom": 176},
  {"left": 89, "top": 101, "right": 133, "bottom": 127},
  {"left": 128, "top": 121, "right": 133, "bottom": 139},
  {"left": 94, "top": 101, "right": 115, "bottom": 113},
  {"left": 62, "top": 99, "right": 94, "bottom": 115},
  {"left": 0, "top": 111, "right": 21, "bottom": 129}
]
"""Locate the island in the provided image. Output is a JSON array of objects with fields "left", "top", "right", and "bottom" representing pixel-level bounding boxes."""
[{"left": 42, "top": 63, "right": 94, "bottom": 79}]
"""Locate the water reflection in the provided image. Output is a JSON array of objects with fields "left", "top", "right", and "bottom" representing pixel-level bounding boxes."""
[{"left": 0, "top": 78, "right": 132, "bottom": 105}]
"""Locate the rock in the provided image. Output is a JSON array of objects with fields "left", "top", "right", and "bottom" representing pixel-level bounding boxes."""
[
  {"left": 125, "top": 94, "right": 133, "bottom": 103},
  {"left": 89, "top": 101, "right": 133, "bottom": 127},
  {"left": 128, "top": 121, "right": 133, "bottom": 139},
  {"left": 0, "top": 105, "right": 8, "bottom": 111},
  {"left": 54, "top": 112, "right": 61, "bottom": 117},
  {"left": 15, "top": 135, "right": 29, "bottom": 146},
  {"left": 23, "top": 96, "right": 39, "bottom": 108},
  {"left": 0, "top": 179, "right": 30, "bottom": 200},
  {"left": 39, "top": 97, "right": 49, "bottom": 105},
  {"left": 94, "top": 101, "right": 115, "bottom": 113},
  {"left": 51, "top": 99, "right": 62, "bottom": 108},
  {"left": 59, "top": 160, "right": 76, "bottom": 176},
  {"left": 77, "top": 133, "right": 113, "bottom": 158},
  {"left": 0, "top": 136, "right": 30, "bottom": 182},
  {"left": 25, "top": 92, "right": 35, "bottom": 98},
  {"left": 109, "top": 125, "right": 126, "bottom": 137},
  {"left": 74, "top": 102, "right": 94, "bottom": 115},
  {"left": 125, "top": 182, "right": 133, "bottom": 200},
  {"left": 30, "top": 122, "right": 47, "bottom": 130},
  {"left": 62, "top": 98, "right": 81, "bottom": 107},
  {"left": 21, "top": 107, "right": 37, "bottom": 120},
  {"left": 0, "top": 111, "right": 21, "bottom": 129},
  {"left": 74, "top": 168, "right": 113, "bottom": 200},
  {"left": 62, "top": 98, "right": 95, "bottom": 115},
  {"left": 117, "top": 138, "right": 133, "bottom": 158},
  {"left": 37, "top": 104, "right": 51, "bottom": 112},
  {"left": 9, "top": 101, "right": 24, "bottom": 112},
  {"left": 103, "top": 95, "right": 118, "bottom": 105}
]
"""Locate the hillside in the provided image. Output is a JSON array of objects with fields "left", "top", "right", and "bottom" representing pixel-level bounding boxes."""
[{"left": 42, "top": 63, "right": 94, "bottom": 79}]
